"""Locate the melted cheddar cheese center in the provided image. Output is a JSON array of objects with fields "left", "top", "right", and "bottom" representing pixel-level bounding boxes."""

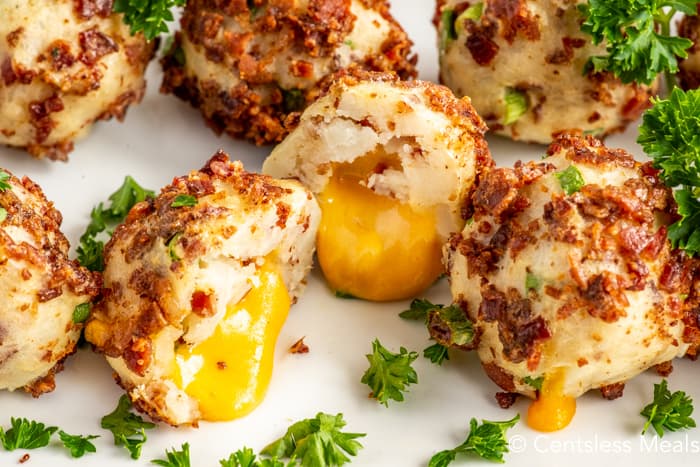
[
  {"left": 316, "top": 152, "right": 443, "bottom": 301},
  {"left": 174, "top": 262, "right": 290, "bottom": 421},
  {"left": 527, "top": 370, "right": 576, "bottom": 432}
]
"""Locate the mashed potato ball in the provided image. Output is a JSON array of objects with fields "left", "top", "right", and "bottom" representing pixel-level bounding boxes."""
[
  {"left": 0, "top": 0, "right": 155, "bottom": 160},
  {"left": 435, "top": 0, "right": 656, "bottom": 143},
  {"left": 161, "top": 0, "right": 417, "bottom": 145},
  {"left": 85, "top": 152, "right": 320, "bottom": 426},
  {"left": 443, "top": 133, "right": 700, "bottom": 431},
  {"left": 263, "top": 71, "right": 492, "bottom": 301},
  {"left": 679, "top": 7, "right": 700, "bottom": 91},
  {"left": 0, "top": 168, "right": 99, "bottom": 395}
]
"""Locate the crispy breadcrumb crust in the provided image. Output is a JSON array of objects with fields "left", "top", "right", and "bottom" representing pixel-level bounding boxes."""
[
  {"left": 442, "top": 133, "right": 700, "bottom": 399},
  {"left": 161, "top": 0, "right": 417, "bottom": 146},
  {"left": 0, "top": 0, "right": 155, "bottom": 160},
  {"left": 0, "top": 169, "right": 100, "bottom": 395}
]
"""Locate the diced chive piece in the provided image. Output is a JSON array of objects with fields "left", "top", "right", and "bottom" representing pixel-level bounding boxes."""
[
  {"left": 439, "top": 9, "right": 457, "bottom": 51},
  {"left": 72, "top": 303, "right": 91, "bottom": 324},
  {"left": 282, "top": 89, "right": 305, "bottom": 113},
  {"left": 171, "top": 194, "right": 197, "bottom": 208},
  {"left": 454, "top": 3, "right": 483, "bottom": 36},
  {"left": 525, "top": 272, "right": 541, "bottom": 293},
  {"left": 556, "top": 165, "right": 585, "bottom": 195},
  {"left": 167, "top": 232, "right": 184, "bottom": 262},
  {"left": 523, "top": 375, "right": 544, "bottom": 391},
  {"left": 503, "top": 88, "right": 528, "bottom": 125},
  {"left": 0, "top": 208, "right": 6, "bottom": 223}
]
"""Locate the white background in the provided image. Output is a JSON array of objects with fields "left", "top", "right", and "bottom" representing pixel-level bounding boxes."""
[{"left": 1, "top": 1, "right": 698, "bottom": 466}]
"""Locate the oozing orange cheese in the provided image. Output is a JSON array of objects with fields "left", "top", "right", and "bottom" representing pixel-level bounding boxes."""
[
  {"left": 316, "top": 153, "right": 443, "bottom": 301},
  {"left": 173, "top": 262, "right": 290, "bottom": 421},
  {"left": 527, "top": 371, "right": 576, "bottom": 432}
]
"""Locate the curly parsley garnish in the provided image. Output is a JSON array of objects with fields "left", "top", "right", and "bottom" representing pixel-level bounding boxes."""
[
  {"left": 113, "top": 0, "right": 186, "bottom": 40},
  {"left": 429, "top": 415, "right": 520, "bottom": 466},
  {"left": 220, "top": 447, "right": 295, "bottom": 467},
  {"left": 77, "top": 176, "right": 154, "bottom": 271},
  {"left": 638, "top": 87, "right": 700, "bottom": 255},
  {"left": 579, "top": 0, "right": 700, "bottom": 87},
  {"left": 641, "top": 379, "right": 695, "bottom": 436},
  {"left": 0, "top": 170, "right": 10, "bottom": 191},
  {"left": 0, "top": 418, "right": 57, "bottom": 451},
  {"left": 361, "top": 338, "right": 418, "bottom": 406},
  {"left": 152, "top": 442, "right": 191, "bottom": 467},
  {"left": 101, "top": 395, "right": 156, "bottom": 459},
  {"left": 58, "top": 431, "right": 99, "bottom": 458},
  {"left": 261, "top": 412, "right": 365, "bottom": 466}
]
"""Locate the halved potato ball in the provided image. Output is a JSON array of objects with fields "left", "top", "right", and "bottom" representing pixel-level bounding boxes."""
[
  {"left": 0, "top": 0, "right": 155, "bottom": 160},
  {"left": 263, "top": 71, "right": 491, "bottom": 301},
  {"left": 434, "top": 0, "right": 656, "bottom": 143},
  {"left": 679, "top": 7, "right": 700, "bottom": 90},
  {"left": 442, "top": 133, "right": 700, "bottom": 431},
  {"left": 161, "top": 0, "right": 417, "bottom": 145},
  {"left": 85, "top": 152, "right": 320, "bottom": 426},
  {"left": 0, "top": 168, "right": 99, "bottom": 395}
]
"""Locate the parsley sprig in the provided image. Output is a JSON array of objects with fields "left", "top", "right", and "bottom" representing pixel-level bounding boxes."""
[
  {"left": 261, "top": 412, "right": 365, "bottom": 466},
  {"left": 579, "top": 0, "right": 700, "bottom": 87},
  {"left": 641, "top": 379, "right": 695, "bottom": 436},
  {"left": 429, "top": 415, "right": 520, "bottom": 466},
  {"left": 400, "top": 299, "right": 475, "bottom": 366},
  {"left": 0, "top": 418, "right": 57, "bottom": 451},
  {"left": 361, "top": 339, "right": 418, "bottom": 406},
  {"left": 220, "top": 447, "right": 293, "bottom": 467},
  {"left": 152, "top": 442, "right": 191, "bottom": 467},
  {"left": 77, "top": 176, "right": 154, "bottom": 271},
  {"left": 113, "top": 0, "right": 186, "bottom": 40},
  {"left": 638, "top": 87, "right": 700, "bottom": 255},
  {"left": 101, "top": 395, "right": 156, "bottom": 459},
  {"left": 58, "top": 431, "right": 99, "bottom": 458}
]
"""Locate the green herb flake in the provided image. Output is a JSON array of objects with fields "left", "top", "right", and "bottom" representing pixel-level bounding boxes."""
[
  {"left": 503, "top": 88, "right": 529, "bottom": 125},
  {"left": 641, "top": 379, "right": 695, "bottom": 437},
  {"left": 399, "top": 298, "right": 440, "bottom": 321},
  {"left": 72, "top": 302, "right": 91, "bottom": 324},
  {"left": 0, "top": 208, "right": 6, "bottom": 223},
  {"left": 261, "top": 412, "right": 365, "bottom": 466},
  {"left": 335, "top": 290, "right": 357, "bottom": 299},
  {"left": 454, "top": 3, "right": 483, "bottom": 36},
  {"left": 0, "top": 418, "right": 58, "bottom": 451},
  {"left": 556, "top": 165, "right": 585, "bottom": 195},
  {"left": 58, "top": 431, "right": 99, "bottom": 458},
  {"left": 429, "top": 414, "right": 520, "bottom": 466},
  {"left": 361, "top": 338, "right": 418, "bottom": 406},
  {"left": 439, "top": 9, "right": 457, "bottom": 51},
  {"left": 282, "top": 89, "right": 305, "bottom": 113},
  {"left": 101, "top": 395, "right": 156, "bottom": 459},
  {"left": 167, "top": 232, "right": 184, "bottom": 262},
  {"left": 171, "top": 194, "right": 197, "bottom": 208},
  {"left": 428, "top": 304, "right": 474, "bottom": 348},
  {"left": 525, "top": 272, "right": 542, "bottom": 293},
  {"left": 0, "top": 170, "right": 10, "bottom": 191},
  {"left": 523, "top": 375, "right": 544, "bottom": 391}
]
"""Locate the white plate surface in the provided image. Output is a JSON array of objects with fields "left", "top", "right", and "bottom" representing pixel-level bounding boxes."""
[{"left": 1, "top": 2, "right": 698, "bottom": 466}]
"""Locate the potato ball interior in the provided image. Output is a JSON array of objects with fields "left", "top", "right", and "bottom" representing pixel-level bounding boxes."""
[{"left": 316, "top": 150, "right": 443, "bottom": 301}]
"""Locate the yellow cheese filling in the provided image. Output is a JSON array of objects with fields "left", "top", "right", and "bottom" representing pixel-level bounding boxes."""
[
  {"left": 316, "top": 152, "right": 443, "bottom": 301},
  {"left": 173, "top": 261, "right": 290, "bottom": 421},
  {"left": 527, "top": 370, "right": 576, "bottom": 432}
]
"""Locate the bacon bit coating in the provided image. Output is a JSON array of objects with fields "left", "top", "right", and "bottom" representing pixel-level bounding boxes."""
[
  {"left": 678, "top": 6, "right": 700, "bottom": 91},
  {"left": 442, "top": 133, "right": 700, "bottom": 401},
  {"left": 289, "top": 336, "right": 310, "bottom": 354},
  {"left": 161, "top": 0, "right": 417, "bottom": 146},
  {"left": 85, "top": 151, "right": 320, "bottom": 425},
  {"left": 0, "top": 0, "right": 155, "bottom": 160},
  {"left": 435, "top": 0, "right": 657, "bottom": 144},
  {"left": 0, "top": 168, "right": 99, "bottom": 395}
]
